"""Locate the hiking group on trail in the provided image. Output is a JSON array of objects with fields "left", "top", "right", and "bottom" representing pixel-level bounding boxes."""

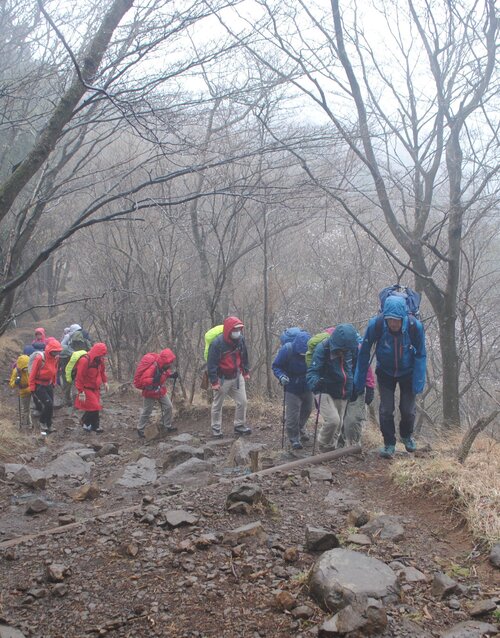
[{"left": 7, "top": 284, "right": 426, "bottom": 458}]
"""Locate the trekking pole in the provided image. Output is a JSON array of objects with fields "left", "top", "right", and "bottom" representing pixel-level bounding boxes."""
[
  {"left": 312, "top": 393, "right": 322, "bottom": 456},
  {"left": 18, "top": 395, "right": 22, "bottom": 430},
  {"left": 281, "top": 386, "right": 286, "bottom": 449}
]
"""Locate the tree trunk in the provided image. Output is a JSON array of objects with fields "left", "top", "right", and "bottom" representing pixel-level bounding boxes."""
[
  {"left": 457, "top": 410, "right": 499, "bottom": 463},
  {"left": 437, "top": 312, "right": 461, "bottom": 428}
]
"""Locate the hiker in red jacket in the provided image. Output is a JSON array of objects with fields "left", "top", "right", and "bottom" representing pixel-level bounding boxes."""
[
  {"left": 74, "top": 343, "right": 108, "bottom": 433},
  {"left": 207, "top": 316, "right": 251, "bottom": 437},
  {"left": 133, "top": 348, "right": 178, "bottom": 439},
  {"left": 29, "top": 337, "right": 62, "bottom": 434}
]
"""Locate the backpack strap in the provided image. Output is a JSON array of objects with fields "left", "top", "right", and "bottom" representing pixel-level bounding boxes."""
[{"left": 373, "top": 314, "right": 418, "bottom": 347}]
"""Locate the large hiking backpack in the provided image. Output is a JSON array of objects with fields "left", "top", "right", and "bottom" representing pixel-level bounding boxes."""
[
  {"left": 378, "top": 284, "right": 421, "bottom": 319},
  {"left": 65, "top": 351, "right": 88, "bottom": 383},
  {"left": 133, "top": 353, "right": 157, "bottom": 389},
  {"left": 305, "top": 328, "right": 335, "bottom": 368},
  {"left": 28, "top": 351, "right": 45, "bottom": 374},
  {"left": 203, "top": 325, "right": 224, "bottom": 361},
  {"left": 69, "top": 330, "right": 92, "bottom": 352},
  {"left": 374, "top": 284, "right": 421, "bottom": 343},
  {"left": 279, "top": 327, "right": 302, "bottom": 346}
]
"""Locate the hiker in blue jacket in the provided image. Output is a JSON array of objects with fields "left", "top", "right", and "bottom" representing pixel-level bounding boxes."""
[
  {"left": 272, "top": 330, "right": 313, "bottom": 450},
  {"left": 354, "top": 295, "right": 426, "bottom": 458}
]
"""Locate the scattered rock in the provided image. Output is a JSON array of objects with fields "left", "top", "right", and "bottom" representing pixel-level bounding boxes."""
[
  {"left": 58, "top": 514, "right": 76, "bottom": 526},
  {"left": 389, "top": 561, "right": 427, "bottom": 583},
  {"left": 283, "top": 547, "right": 299, "bottom": 563},
  {"left": 347, "top": 533, "right": 372, "bottom": 546},
  {"left": 226, "top": 483, "right": 267, "bottom": 507},
  {"left": 52, "top": 584, "right": 69, "bottom": 598},
  {"left": 431, "top": 572, "right": 460, "bottom": 599},
  {"left": 309, "top": 548, "right": 400, "bottom": 613},
  {"left": 440, "top": 621, "right": 499, "bottom": 638},
  {"left": 273, "top": 590, "right": 296, "bottom": 611},
  {"left": 47, "top": 563, "right": 70, "bottom": 583},
  {"left": 96, "top": 443, "right": 119, "bottom": 457},
  {"left": 224, "top": 521, "right": 268, "bottom": 545},
  {"left": 227, "top": 439, "right": 266, "bottom": 467},
  {"left": 161, "top": 445, "right": 205, "bottom": 470},
  {"left": 291, "top": 605, "right": 314, "bottom": 620},
  {"left": 171, "top": 433, "right": 199, "bottom": 445},
  {"left": 304, "top": 466, "right": 333, "bottom": 482},
  {"left": 447, "top": 597, "right": 461, "bottom": 610},
  {"left": 74, "top": 448, "right": 96, "bottom": 462},
  {"left": 24, "top": 498, "right": 49, "bottom": 515},
  {"left": 117, "top": 457, "right": 157, "bottom": 488},
  {"left": 0, "top": 625, "right": 27, "bottom": 638},
  {"left": 489, "top": 543, "right": 500, "bottom": 569},
  {"left": 347, "top": 507, "right": 371, "bottom": 528},
  {"left": 226, "top": 501, "right": 252, "bottom": 515},
  {"left": 193, "top": 533, "right": 219, "bottom": 549},
  {"left": 119, "top": 542, "right": 139, "bottom": 557},
  {"left": 72, "top": 483, "right": 100, "bottom": 501},
  {"left": 468, "top": 599, "right": 497, "bottom": 617},
  {"left": 319, "top": 596, "right": 387, "bottom": 637},
  {"left": 163, "top": 510, "right": 199, "bottom": 528},
  {"left": 361, "top": 514, "right": 405, "bottom": 541},
  {"left": 305, "top": 526, "right": 340, "bottom": 552},
  {"left": 13, "top": 466, "right": 47, "bottom": 490}
]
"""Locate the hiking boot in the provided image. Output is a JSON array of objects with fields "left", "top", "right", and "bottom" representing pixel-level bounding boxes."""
[
  {"left": 82, "top": 424, "right": 92, "bottom": 432},
  {"left": 137, "top": 429, "right": 145, "bottom": 439},
  {"left": 318, "top": 444, "right": 336, "bottom": 453},
  {"left": 234, "top": 425, "right": 252, "bottom": 436},
  {"left": 212, "top": 430, "right": 224, "bottom": 438},
  {"left": 94, "top": 427, "right": 104, "bottom": 434},
  {"left": 379, "top": 444, "right": 396, "bottom": 459},
  {"left": 162, "top": 425, "right": 178, "bottom": 433},
  {"left": 291, "top": 441, "right": 303, "bottom": 450},
  {"left": 401, "top": 436, "right": 416, "bottom": 453}
]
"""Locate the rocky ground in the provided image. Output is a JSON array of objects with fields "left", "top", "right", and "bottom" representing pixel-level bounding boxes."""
[{"left": 0, "top": 385, "right": 499, "bottom": 638}]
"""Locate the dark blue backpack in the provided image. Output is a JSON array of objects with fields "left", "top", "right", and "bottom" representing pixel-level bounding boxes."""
[
  {"left": 279, "top": 327, "right": 302, "bottom": 345},
  {"left": 378, "top": 284, "right": 421, "bottom": 319},
  {"left": 374, "top": 284, "right": 421, "bottom": 343}
]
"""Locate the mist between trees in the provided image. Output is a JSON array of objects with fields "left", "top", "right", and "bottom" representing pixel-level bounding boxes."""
[{"left": 0, "top": 0, "right": 498, "bottom": 434}]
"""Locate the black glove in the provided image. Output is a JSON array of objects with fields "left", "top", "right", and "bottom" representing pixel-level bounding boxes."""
[
  {"left": 169, "top": 371, "right": 179, "bottom": 380},
  {"left": 365, "top": 386, "right": 374, "bottom": 405}
]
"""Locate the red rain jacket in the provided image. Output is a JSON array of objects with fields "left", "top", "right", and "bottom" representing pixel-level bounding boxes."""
[
  {"left": 133, "top": 349, "right": 176, "bottom": 399},
  {"left": 74, "top": 343, "right": 108, "bottom": 412}
]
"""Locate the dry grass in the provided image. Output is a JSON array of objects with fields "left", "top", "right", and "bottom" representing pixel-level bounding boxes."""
[
  {"left": 0, "top": 418, "right": 34, "bottom": 462},
  {"left": 389, "top": 432, "right": 500, "bottom": 547}
]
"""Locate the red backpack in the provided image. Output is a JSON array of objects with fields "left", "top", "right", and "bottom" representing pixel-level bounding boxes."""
[{"left": 133, "top": 354, "right": 157, "bottom": 389}]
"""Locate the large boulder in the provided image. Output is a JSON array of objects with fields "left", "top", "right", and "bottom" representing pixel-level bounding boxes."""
[
  {"left": 13, "top": 466, "right": 47, "bottom": 489},
  {"left": 162, "top": 457, "right": 215, "bottom": 487},
  {"left": 227, "top": 439, "right": 267, "bottom": 467},
  {"left": 309, "top": 548, "right": 400, "bottom": 613},
  {"left": 489, "top": 543, "right": 500, "bottom": 569},
  {"left": 45, "top": 452, "right": 92, "bottom": 478}
]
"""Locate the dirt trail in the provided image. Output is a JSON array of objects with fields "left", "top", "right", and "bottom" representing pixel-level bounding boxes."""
[{"left": 0, "top": 384, "right": 498, "bottom": 638}]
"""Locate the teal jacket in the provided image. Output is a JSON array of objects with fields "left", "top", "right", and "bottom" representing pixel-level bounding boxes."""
[{"left": 306, "top": 323, "right": 359, "bottom": 399}]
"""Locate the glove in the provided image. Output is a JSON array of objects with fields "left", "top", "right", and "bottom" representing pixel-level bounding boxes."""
[
  {"left": 78, "top": 392, "right": 86, "bottom": 402},
  {"left": 243, "top": 373, "right": 250, "bottom": 381},
  {"left": 279, "top": 375, "right": 290, "bottom": 386},
  {"left": 15, "top": 376, "right": 21, "bottom": 386},
  {"left": 211, "top": 382, "right": 221, "bottom": 391},
  {"left": 169, "top": 371, "right": 179, "bottom": 380},
  {"left": 365, "top": 386, "right": 374, "bottom": 405}
]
